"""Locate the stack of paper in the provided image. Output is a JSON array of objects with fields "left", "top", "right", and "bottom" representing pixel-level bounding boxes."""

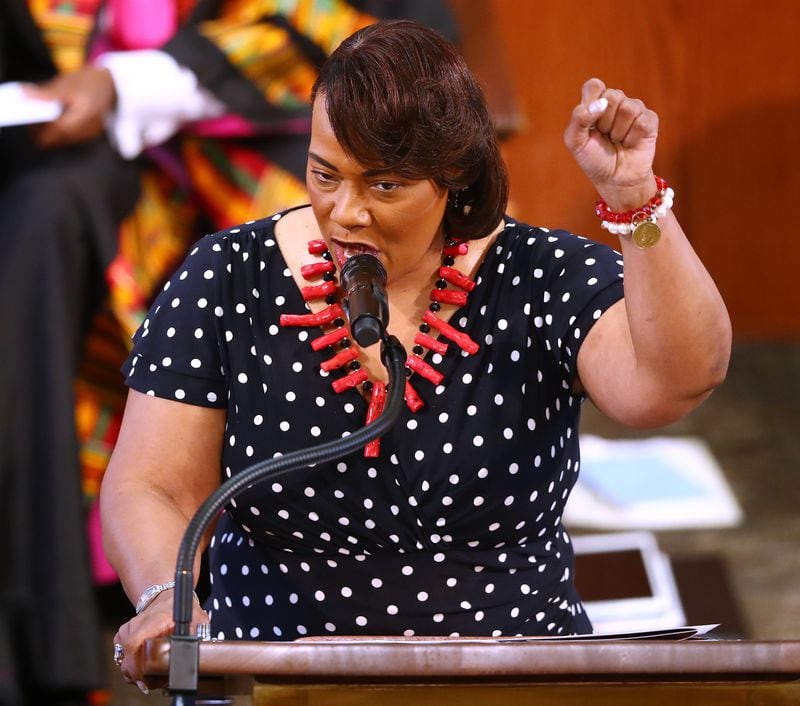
[{"left": 565, "top": 435, "right": 743, "bottom": 530}]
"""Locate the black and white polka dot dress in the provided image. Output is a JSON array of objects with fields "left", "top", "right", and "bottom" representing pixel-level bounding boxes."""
[{"left": 123, "top": 205, "right": 624, "bottom": 639}]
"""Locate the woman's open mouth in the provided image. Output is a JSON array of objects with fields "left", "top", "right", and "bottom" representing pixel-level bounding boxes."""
[{"left": 330, "top": 240, "right": 381, "bottom": 269}]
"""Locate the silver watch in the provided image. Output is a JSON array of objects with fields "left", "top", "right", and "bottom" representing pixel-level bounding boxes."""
[{"left": 135, "top": 581, "right": 176, "bottom": 615}]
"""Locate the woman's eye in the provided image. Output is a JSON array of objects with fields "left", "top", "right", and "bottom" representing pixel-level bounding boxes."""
[
  {"left": 374, "top": 181, "right": 400, "bottom": 192},
  {"left": 312, "top": 170, "right": 336, "bottom": 184}
]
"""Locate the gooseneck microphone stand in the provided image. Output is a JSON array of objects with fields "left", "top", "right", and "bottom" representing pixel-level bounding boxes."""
[{"left": 166, "top": 333, "right": 407, "bottom": 703}]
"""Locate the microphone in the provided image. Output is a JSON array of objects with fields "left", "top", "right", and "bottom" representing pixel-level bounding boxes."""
[{"left": 340, "top": 253, "right": 389, "bottom": 347}]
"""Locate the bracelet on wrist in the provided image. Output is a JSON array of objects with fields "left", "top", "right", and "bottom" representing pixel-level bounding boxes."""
[
  {"left": 135, "top": 581, "right": 176, "bottom": 615},
  {"left": 135, "top": 581, "right": 201, "bottom": 615},
  {"left": 595, "top": 175, "right": 674, "bottom": 248}
]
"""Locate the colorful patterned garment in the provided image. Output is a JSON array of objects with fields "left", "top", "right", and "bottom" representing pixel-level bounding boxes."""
[
  {"left": 28, "top": 0, "right": 104, "bottom": 72},
  {"left": 27, "top": 0, "right": 377, "bottom": 504}
]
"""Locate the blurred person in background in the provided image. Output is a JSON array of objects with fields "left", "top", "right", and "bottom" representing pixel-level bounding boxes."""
[{"left": 0, "top": 2, "right": 456, "bottom": 703}]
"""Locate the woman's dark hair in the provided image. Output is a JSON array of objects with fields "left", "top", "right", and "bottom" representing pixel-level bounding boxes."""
[{"left": 310, "top": 19, "right": 509, "bottom": 240}]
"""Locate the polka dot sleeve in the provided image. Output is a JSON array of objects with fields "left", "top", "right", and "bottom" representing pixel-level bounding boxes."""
[
  {"left": 529, "top": 227, "right": 624, "bottom": 380},
  {"left": 122, "top": 234, "right": 227, "bottom": 408}
]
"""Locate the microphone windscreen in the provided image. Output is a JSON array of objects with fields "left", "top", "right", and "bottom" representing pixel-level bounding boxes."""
[{"left": 340, "top": 254, "right": 388, "bottom": 347}]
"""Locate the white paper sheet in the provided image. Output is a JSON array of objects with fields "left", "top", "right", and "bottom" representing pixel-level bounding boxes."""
[
  {"left": 0, "top": 82, "right": 62, "bottom": 127},
  {"left": 297, "top": 624, "right": 719, "bottom": 644},
  {"left": 565, "top": 435, "right": 743, "bottom": 530}
]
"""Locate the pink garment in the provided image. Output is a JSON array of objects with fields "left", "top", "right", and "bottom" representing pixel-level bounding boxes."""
[
  {"left": 191, "top": 114, "right": 313, "bottom": 137},
  {"left": 87, "top": 498, "right": 118, "bottom": 585},
  {"left": 107, "top": 0, "right": 177, "bottom": 50}
]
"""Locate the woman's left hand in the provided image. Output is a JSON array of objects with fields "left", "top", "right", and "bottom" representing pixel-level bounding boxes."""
[{"left": 563, "top": 77, "right": 659, "bottom": 211}]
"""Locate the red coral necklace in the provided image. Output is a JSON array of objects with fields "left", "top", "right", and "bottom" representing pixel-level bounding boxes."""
[{"left": 279, "top": 238, "right": 479, "bottom": 457}]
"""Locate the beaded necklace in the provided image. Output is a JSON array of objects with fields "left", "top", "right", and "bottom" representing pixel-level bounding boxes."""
[{"left": 279, "top": 238, "right": 480, "bottom": 457}]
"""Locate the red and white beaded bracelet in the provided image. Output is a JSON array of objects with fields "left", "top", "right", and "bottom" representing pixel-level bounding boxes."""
[{"left": 595, "top": 176, "right": 675, "bottom": 248}]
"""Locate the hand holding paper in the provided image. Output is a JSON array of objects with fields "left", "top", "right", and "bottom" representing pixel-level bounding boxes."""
[{"left": 20, "top": 67, "right": 115, "bottom": 147}]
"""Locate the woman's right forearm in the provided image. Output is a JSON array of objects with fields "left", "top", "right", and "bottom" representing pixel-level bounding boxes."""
[
  {"left": 100, "top": 481, "right": 211, "bottom": 609},
  {"left": 99, "top": 391, "right": 226, "bottom": 610}
]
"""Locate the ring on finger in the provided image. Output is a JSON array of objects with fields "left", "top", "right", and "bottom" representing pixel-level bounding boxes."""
[{"left": 113, "top": 642, "right": 124, "bottom": 667}]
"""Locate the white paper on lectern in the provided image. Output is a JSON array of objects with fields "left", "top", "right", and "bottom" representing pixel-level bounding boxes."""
[
  {"left": 565, "top": 435, "right": 743, "bottom": 530},
  {"left": 0, "top": 82, "right": 62, "bottom": 127},
  {"left": 298, "top": 624, "right": 719, "bottom": 644}
]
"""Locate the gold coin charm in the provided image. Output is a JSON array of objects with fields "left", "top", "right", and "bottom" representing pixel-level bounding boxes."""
[{"left": 632, "top": 220, "right": 661, "bottom": 249}]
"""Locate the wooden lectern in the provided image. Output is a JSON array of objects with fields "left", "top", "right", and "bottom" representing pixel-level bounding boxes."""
[{"left": 141, "top": 636, "right": 800, "bottom": 705}]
